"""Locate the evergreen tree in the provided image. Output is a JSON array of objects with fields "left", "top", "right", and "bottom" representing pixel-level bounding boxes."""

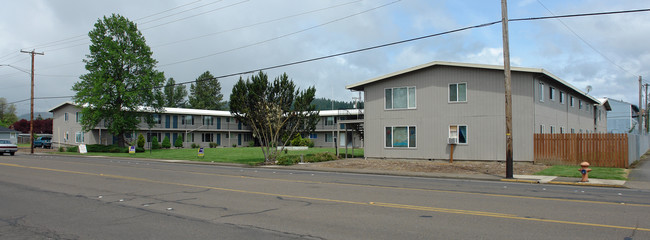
[
  {"left": 163, "top": 77, "right": 188, "bottom": 107},
  {"left": 189, "top": 71, "right": 224, "bottom": 110}
]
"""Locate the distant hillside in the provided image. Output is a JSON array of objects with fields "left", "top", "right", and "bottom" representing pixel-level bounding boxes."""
[
  {"left": 311, "top": 98, "right": 363, "bottom": 110},
  {"left": 18, "top": 112, "right": 53, "bottom": 120}
]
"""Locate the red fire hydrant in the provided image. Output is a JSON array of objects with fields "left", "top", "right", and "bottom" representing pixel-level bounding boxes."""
[{"left": 579, "top": 162, "right": 591, "bottom": 182}]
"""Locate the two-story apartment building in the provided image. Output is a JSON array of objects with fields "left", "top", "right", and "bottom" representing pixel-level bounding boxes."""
[
  {"left": 49, "top": 102, "right": 364, "bottom": 148},
  {"left": 346, "top": 61, "right": 609, "bottom": 162}
]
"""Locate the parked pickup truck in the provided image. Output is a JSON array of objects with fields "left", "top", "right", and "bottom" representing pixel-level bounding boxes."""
[
  {"left": 0, "top": 139, "right": 17, "bottom": 155},
  {"left": 33, "top": 136, "right": 52, "bottom": 148}
]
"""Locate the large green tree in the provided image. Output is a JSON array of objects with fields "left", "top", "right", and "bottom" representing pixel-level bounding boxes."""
[
  {"left": 163, "top": 77, "right": 187, "bottom": 107},
  {"left": 72, "top": 14, "right": 165, "bottom": 147},
  {"left": 230, "top": 71, "right": 318, "bottom": 164},
  {"left": 189, "top": 71, "right": 224, "bottom": 110},
  {"left": 0, "top": 97, "right": 18, "bottom": 128}
]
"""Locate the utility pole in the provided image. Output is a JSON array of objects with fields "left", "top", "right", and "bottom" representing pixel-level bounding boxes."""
[
  {"left": 501, "top": 0, "right": 514, "bottom": 178},
  {"left": 645, "top": 82, "right": 648, "bottom": 134},
  {"left": 640, "top": 76, "right": 643, "bottom": 135},
  {"left": 20, "top": 49, "right": 44, "bottom": 154}
]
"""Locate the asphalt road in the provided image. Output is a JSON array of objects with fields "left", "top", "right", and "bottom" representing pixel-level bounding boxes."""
[{"left": 1, "top": 154, "right": 649, "bottom": 239}]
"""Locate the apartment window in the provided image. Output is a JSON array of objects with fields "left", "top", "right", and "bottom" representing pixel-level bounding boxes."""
[
  {"left": 75, "top": 112, "right": 82, "bottom": 123},
  {"left": 539, "top": 82, "right": 544, "bottom": 102},
  {"left": 75, "top": 132, "right": 84, "bottom": 143},
  {"left": 64, "top": 112, "right": 69, "bottom": 122},
  {"left": 559, "top": 92, "right": 565, "bottom": 104},
  {"left": 325, "top": 133, "right": 333, "bottom": 142},
  {"left": 186, "top": 133, "right": 194, "bottom": 142},
  {"left": 449, "top": 83, "right": 467, "bottom": 103},
  {"left": 385, "top": 126, "right": 416, "bottom": 148},
  {"left": 182, "top": 115, "right": 194, "bottom": 125},
  {"left": 244, "top": 134, "right": 253, "bottom": 142},
  {"left": 570, "top": 96, "right": 575, "bottom": 107},
  {"left": 449, "top": 125, "right": 467, "bottom": 144},
  {"left": 153, "top": 114, "right": 161, "bottom": 124},
  {"left": 571, "top": 128, "right": 575, "bottom": 133},
  {"left": 225, "top": 133, "right": 229, "bottom": 139},
  {"left": 540, "top": 125, "right": 544, "bottom": 134},
  {"left": 325, "top": 116, "right": 335, "bottom": 126},
  {"left": 550, "top": 126, "right": 555, "bottom": 134},
  {"left": 147, "top": 132, "right": 161, "bottom": 142},
  {"left": 203, "top": 116, "right": 213, "bottom": 125},
  {"left": 226, "top": 117, "right": 230, "bottom": 123},
  {"left": 385, "top": 86, "right": 416, "bottom": 109},
  {"left": 309, "top": 133, "right": 317, "bottom": 139},
  {"left": 560, "top": 127, "right": 565, "bottom": 134},
  {"left": 64, "top": 131, "right": 69, "bottom": 142},
  {"left": 202, "top": 133, "right": 213, "bottom": 142},
  {"left": 549, "top": 87, "right": 555, "bottom": 101},
  {"left": 579, "top": 100, "right": 583, "bottom": 109}
]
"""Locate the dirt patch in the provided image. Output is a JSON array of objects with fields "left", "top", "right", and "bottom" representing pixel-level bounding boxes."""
[{"left": 306, "top": 158, "right": 548, "bottom": 176}]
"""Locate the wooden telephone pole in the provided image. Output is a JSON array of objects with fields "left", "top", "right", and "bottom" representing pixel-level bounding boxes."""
[
  {"left": 501, "top": 0, "right": 514, "bottom": 178},
  {"left": 20, "top": 49, "right": 44, "bottom": 154}
]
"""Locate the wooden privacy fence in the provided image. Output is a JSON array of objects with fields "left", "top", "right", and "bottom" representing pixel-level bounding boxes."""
[{"left": 534, "top": 133, "right": 628, "bottom": 168}]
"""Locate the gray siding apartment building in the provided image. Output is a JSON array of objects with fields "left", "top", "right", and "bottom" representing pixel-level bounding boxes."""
[
  {"left": 49, "top": 102, "right": 363, "bottom": 148},
  {"left": 347, "top": 61, "right": 609, "bottom": 162}
]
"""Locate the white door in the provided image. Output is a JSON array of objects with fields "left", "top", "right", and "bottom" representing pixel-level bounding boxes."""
[{"left": 339, "top": 132, "right": 346, "bottom": 147}]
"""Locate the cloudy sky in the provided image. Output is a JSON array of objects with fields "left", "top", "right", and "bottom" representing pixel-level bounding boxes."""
[{"left": 1, "top": 0, "right": 649, "bottom": 116}]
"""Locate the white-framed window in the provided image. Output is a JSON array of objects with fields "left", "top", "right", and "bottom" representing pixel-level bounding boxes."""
[
  {"left": 449, "top": 83, "right": 467, "bottom": 103},
  {"left": 325, "top": 116, "right": 335, "bottom": 126},
  {"left": 153, "top": 114, "right": 161, "bottom": 124},
  {"left": 579, "top": 100, "right": 583, "bottom": 109},
  {"left": 202, "top": 133, "right": 213, "bottom": 142},
  {"left": 385, "top": 126, "right": 416, "bottom": 148},
  {"left": 540, "top": 125, "right": 544, "bottom": 133},
  {"left": 203, "top": 116, "right": 213, "bottom": 125},
  {"left": 64, "top": 131, "right": 69, "bottom": 142},
  {"left": 549, "top": 87, "right": 555, "bottom": 101},
  {"left": 308, "top": 133, "right": 317, "bottom": 139},
  {"left": 449, "top": 125, "right": 467, "bottom": 144},
  {"left": 570, "top": 96, "right": 575, "bottom": 107},
  {"left": 560, "top": 127, "right": 565, "bottom": 134},
  {"left": 75, "top": 112, "right": 82, "bottom": 123},
  {"left": 75, "top": 132, "right": 84, "bottom": 143},
  {"left": 64, "top": 112, "right": 69, "bottom": 122},
  {"left": 571, "top": 128, "right": 575, "bottom": 133},
  {"left": 182, "top": 115, "right": 194, "bottom": 125},
  {"left": 325, "top": 133, "right": 333, "bottom": 142},
  {"left": 550, "top": 126, "right": 555, "bottom": 134},
  {"left": 539, "top": 82, "right": 544, "bottom": 102},
  {"left": 559, "top": 92, "right": 565, "bottom": 104},
  {"left": 385, "top": 86, "right": 416, "bottom": 109}
]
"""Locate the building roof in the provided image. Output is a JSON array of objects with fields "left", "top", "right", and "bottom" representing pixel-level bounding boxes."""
[
  {"left": 49, "top": 102, "right": 364, "bottom": 117},
  {"left": 0, "top": 126, "right": 18, "bottom": 133},
  {"left": 596, "top": 98, "right": 612, "bottom": 111},
  {"left": 345, "top": 61, "right": 600, "bottom": 104}
]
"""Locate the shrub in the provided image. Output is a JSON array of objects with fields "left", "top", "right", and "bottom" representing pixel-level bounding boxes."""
[
  {"left": 161, "top": 136, "right": 171, "bottom": 149},
  {"left": 209, "top": 142, "right": 218, "bottom": 148},
  {"left": 276, "top": 155, "right": 301, "bottom": 165},
  {"left": 248, "top": 140, "right": 255, "bottom": 147},
  {"left": 151, "top": 136, "right": 160, "bottom": 149},
  {"left": 66, "top": 146, "right": 78, "bottom": 152},
  {"left": 232, "top": 143, "right": 237, "bottom": 148},
  {"left": 137, "top": 134, "right": 145, "bottom": 148},
  {"left": 136, "top": 147, "right": 145, "bottom": 153},
  {"left": 174, "top": 135, "right": 183, "bottom": 148},
  {"left": 191, "top": 143, "right": 199, "bottom": 149},
  {"left": 310, "top": 152, "right": 336, "bottom": 162}
]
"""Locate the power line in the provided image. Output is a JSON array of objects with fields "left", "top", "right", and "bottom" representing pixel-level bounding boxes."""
[
  {"left": 152, "top": 0, "right": 362, "bottom": 48},
  {"left": 134, "top": 0, "right": 202, "bottom": 21},
  {"left": 138, "top": 0, "right": 225, "bottom": 25},
  {"left": 535, "top": 0, "right": 637, "bottom": 76},
  {"left": 7, "top": 7, "right": 650, "bottom": 104},
  {"left": 160, "top": 0, "right": 402, "bottom": 66},
  {"left": 141, "top": 0, "right": 249, "bottom": 30}
]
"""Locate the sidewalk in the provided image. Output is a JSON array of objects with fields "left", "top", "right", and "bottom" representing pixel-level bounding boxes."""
[{"left": 504, "top": 175, "right": 627, "bottom": 188}]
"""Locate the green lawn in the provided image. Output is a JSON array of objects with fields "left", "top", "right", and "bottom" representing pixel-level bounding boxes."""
[
  {"left": 57, "top": 147, "right": 363, "bottom": 165},
  {"left": 534, "top": 165, "right": 627, "bottom": 180}
]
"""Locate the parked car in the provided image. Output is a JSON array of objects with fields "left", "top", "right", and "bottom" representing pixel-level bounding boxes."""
[
  {"left": 0, "top": 139, "right": 17, "bottom": 156},
  {"left": 34, "top": 136, "right": 52, "bottom": 148}
]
